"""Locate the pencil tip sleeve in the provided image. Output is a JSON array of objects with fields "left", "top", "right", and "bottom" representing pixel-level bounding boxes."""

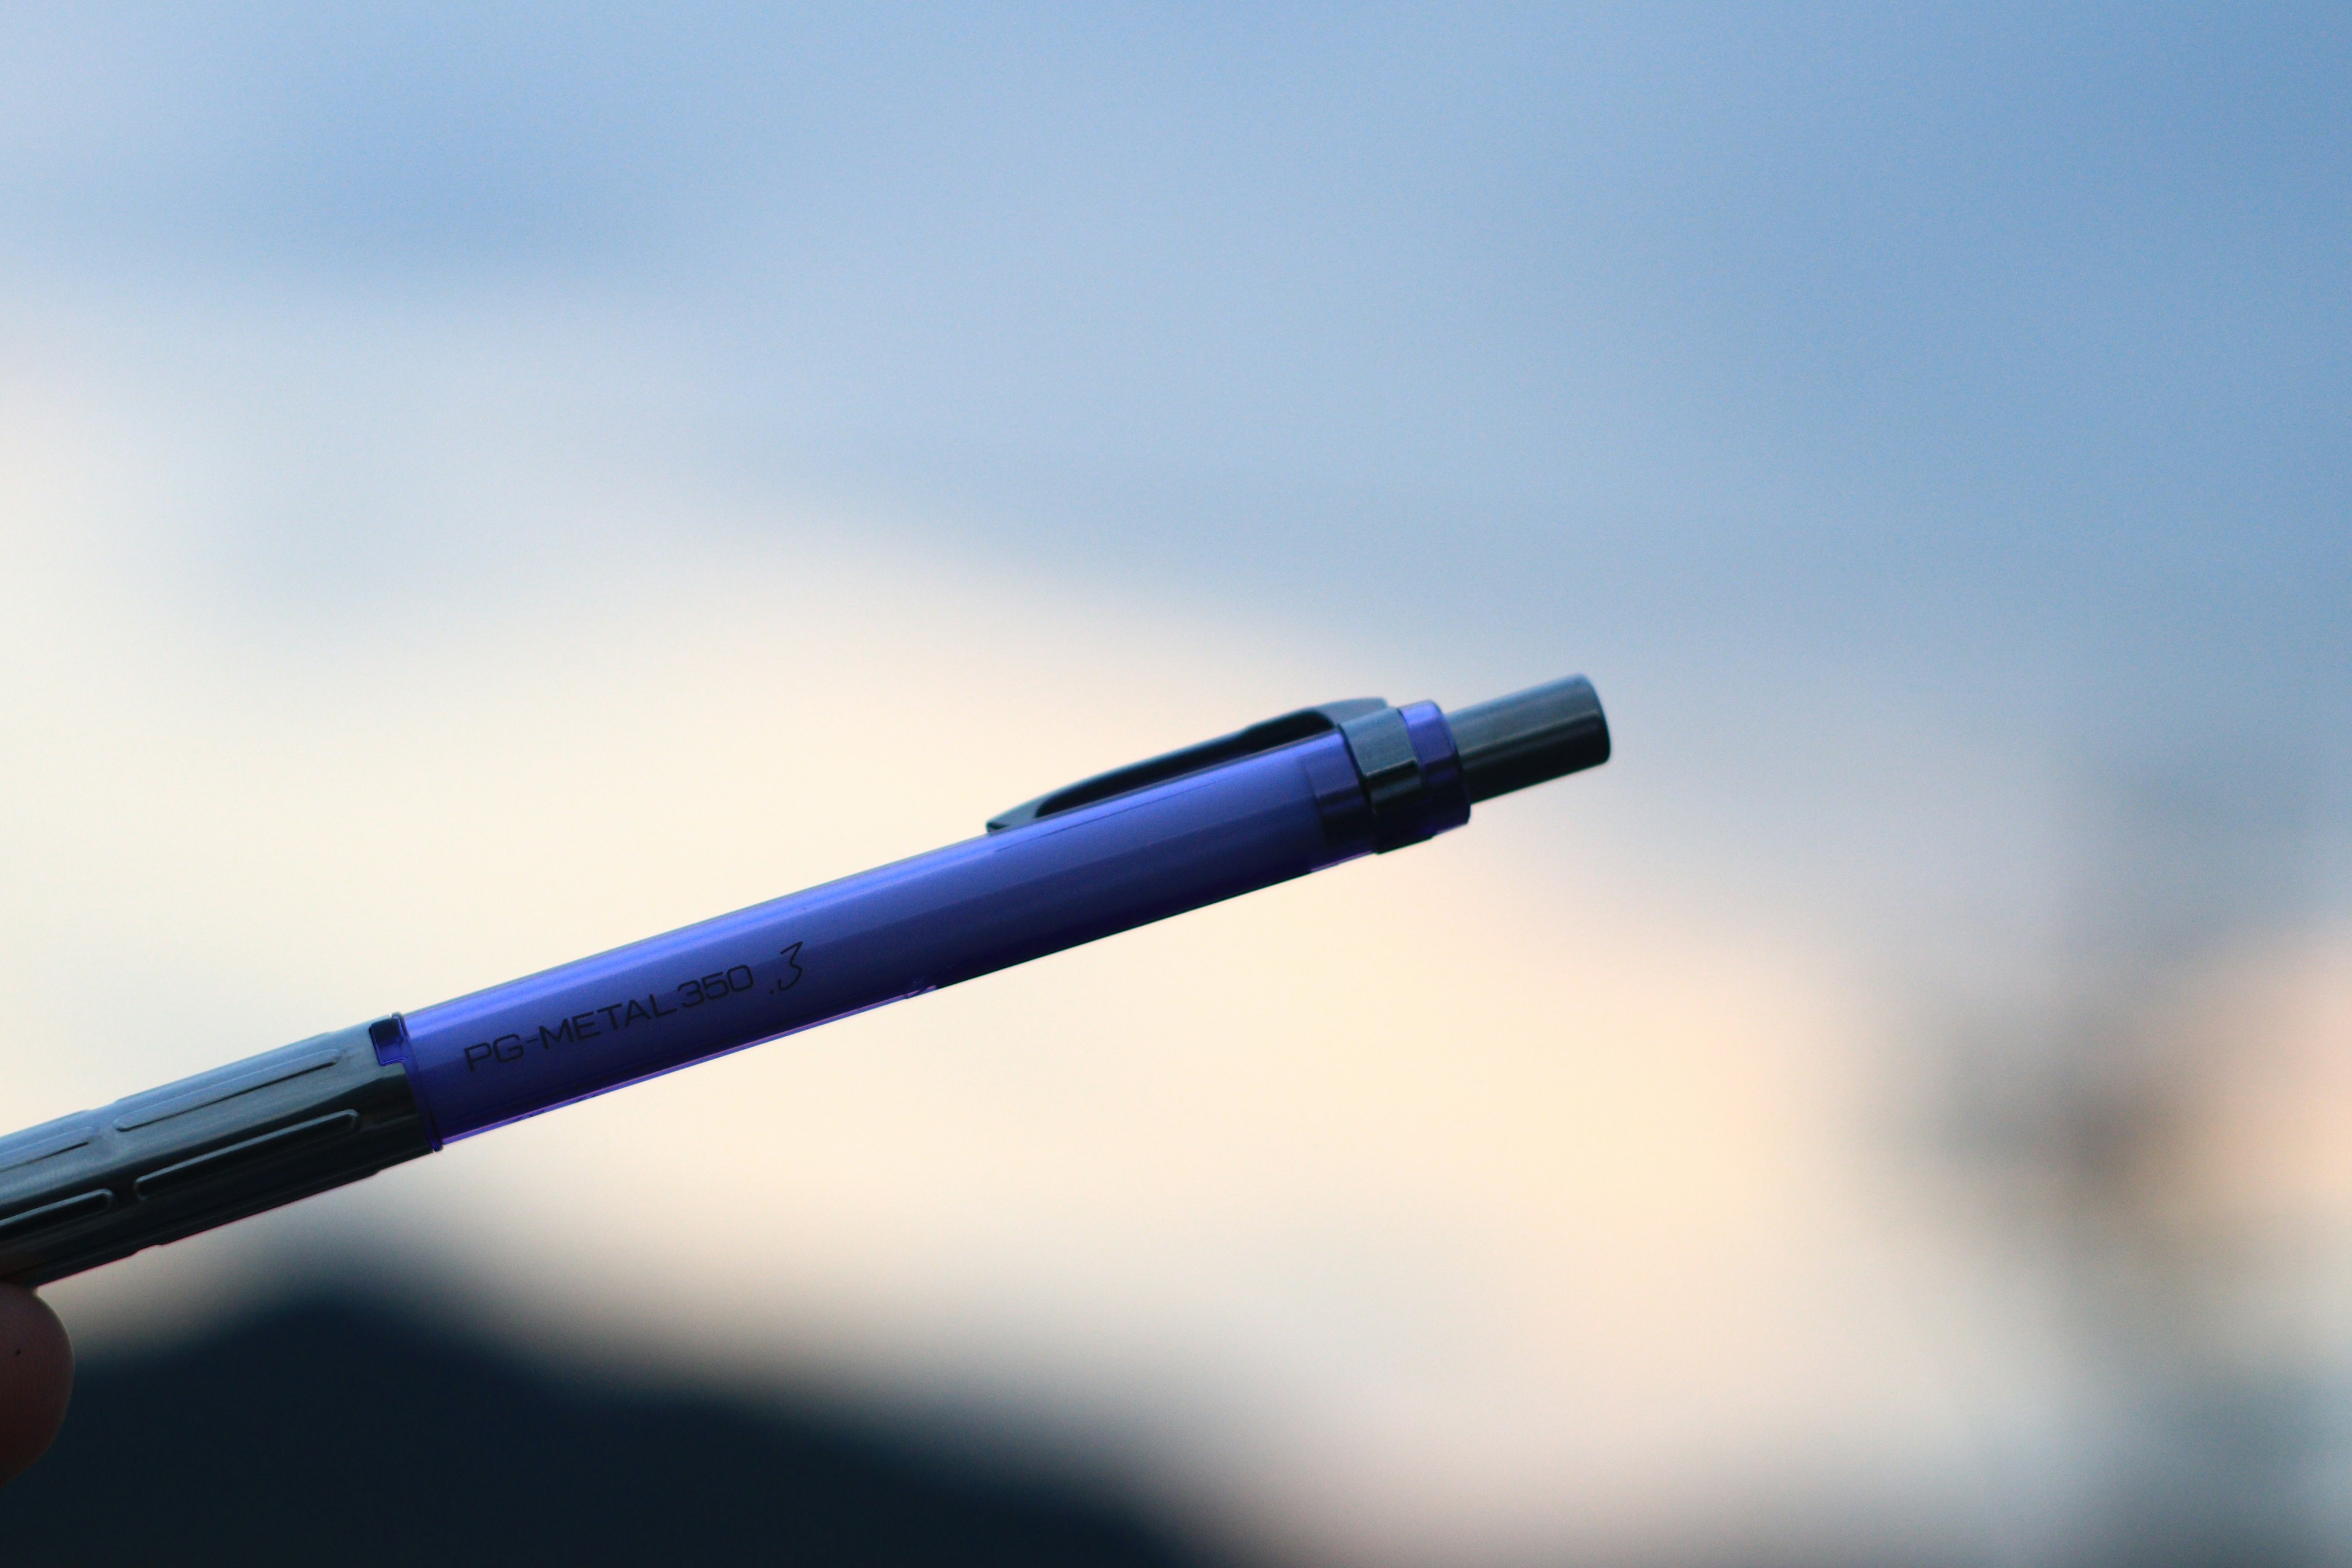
[{"left": 1445, "top": 676, "right": 1610, "bottom": 803}]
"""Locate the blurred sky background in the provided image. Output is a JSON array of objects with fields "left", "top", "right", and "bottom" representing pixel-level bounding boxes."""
[{"left": 1, "top": 4, "right": 2348, "bottom": 1564}]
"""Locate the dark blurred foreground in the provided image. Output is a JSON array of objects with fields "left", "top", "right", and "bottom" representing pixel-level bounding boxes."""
[{"left": 0, "top": 1295, "right": 1215, "bottom": 1567}]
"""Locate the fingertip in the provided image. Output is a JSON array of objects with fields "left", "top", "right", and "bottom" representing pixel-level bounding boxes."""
[{"left": 0, "top": 1283, "right": 73, "bottom": 1484}]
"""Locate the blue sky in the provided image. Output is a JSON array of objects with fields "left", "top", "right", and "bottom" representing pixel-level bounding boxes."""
[
  {"left": 13, "top": 6, "right": 2345, "bottom": 741},
  {"left": 11, "top": 4, "right": 2345, "bottom": 955}
]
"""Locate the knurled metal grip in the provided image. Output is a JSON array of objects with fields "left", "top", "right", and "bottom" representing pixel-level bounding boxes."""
[{"left": 0, "top": 1023, "right": 432, "bottom": 1287}]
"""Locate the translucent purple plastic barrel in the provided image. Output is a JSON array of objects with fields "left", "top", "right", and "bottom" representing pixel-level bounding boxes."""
[{"left": 385, "top": 704, "right": 1468, "bottom": 1142}]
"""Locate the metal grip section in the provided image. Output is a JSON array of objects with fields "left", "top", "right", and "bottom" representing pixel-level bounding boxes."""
[{"left": 0, "top": 1023, "right": 432, "bottom": 1287}]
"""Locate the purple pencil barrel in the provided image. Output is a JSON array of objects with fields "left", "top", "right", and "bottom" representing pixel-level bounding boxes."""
[{"left": 386, "top": 703, "right": 1470, "bottom": 1144}]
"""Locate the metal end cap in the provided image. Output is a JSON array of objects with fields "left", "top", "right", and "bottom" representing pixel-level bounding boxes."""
[{"left": 1446, "top": 676, "right": 1610, "bottom": 803}]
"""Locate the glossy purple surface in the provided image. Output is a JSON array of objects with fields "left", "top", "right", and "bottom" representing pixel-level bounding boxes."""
[{"left": 390, "top": 710, "right": 1468, "bottom": 1142}]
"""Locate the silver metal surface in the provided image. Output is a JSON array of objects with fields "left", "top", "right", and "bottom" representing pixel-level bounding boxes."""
[{"left": 0, "top": 1023, "right": 432, "bottom": 1287}]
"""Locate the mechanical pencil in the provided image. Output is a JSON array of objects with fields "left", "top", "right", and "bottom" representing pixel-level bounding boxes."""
[{"left": 0, "top": 675, "right": 1608, "bottom": 1285}]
